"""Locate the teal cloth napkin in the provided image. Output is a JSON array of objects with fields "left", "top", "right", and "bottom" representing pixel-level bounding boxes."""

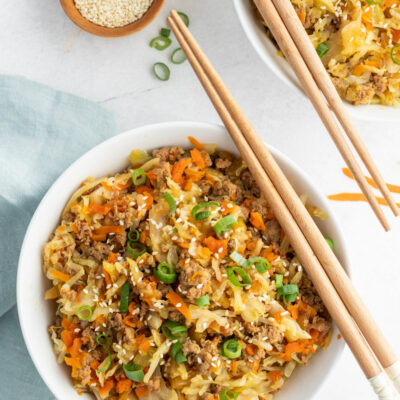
[{"left": 0, "top": 75, "right": 117, "bottom": 398}]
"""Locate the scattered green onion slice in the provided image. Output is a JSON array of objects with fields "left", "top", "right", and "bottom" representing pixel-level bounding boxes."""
[
  {"left": 275, "top": 274, "right": 283, "bottom": 289},
  {"left": 191, "top": 202, "right": 219, "bottom": 220},
  {"left": 160, "top": 27, "right": 171, "bottom": 37},
  {"left": 153, "top": 62, "right": 170, "bottom": 81},
  {"left": 171, "top": 342, "right": 187, "bottom": 364},
  {"left": 132, "top": 168, "right": 146, "bottom": 186},
  {"left": 277, "top": 284, "right": 299, "bottom": 305},
  {"left": 196, "top": 295, "right": 210, "bottom": 308},
  {"left": 150, "top": 35, "right": 172, "bottom": 50},
  {"left": 128, "top": 228, "right": 140, "bottom": 242},
  {"left": 220, "top": 390, "right": 239, "bottom": 400},
  {"left": 95, "top": 333, "right": 109, "bottom": 347},
  {"left": 123, "top": 363, "right": 144, "bottom": 382},
  {"left": 390, "top": 44, "right": 400, "bottom": 66},
  {"left": 171, "top": 48, "right": 187, "bottom": 64},
  {"left": 222, "top": 339, "right": 241, "bottom": 359},
  {"left": 316, "top": 42, "right": 329, "bottom": 58},
  {"left": 325, "top": 237, "right": 334, "bottom": 251},
  {"left": 120, "top": 282, "right": 130, "bottom": 313},
  {"left": 153, "top": 262, "right": 177, "bottom": 284},
  {"left": 172, "top": 227, "right": 178, "bottom": 233},
  {"left": 97, "top": 348, "right": 112, "bottom": 372},
  {"left": 214, "top": 215, "right": 236, "bottom": 236},
  {"left": 248, "top": 257, "right": 271, "bottom": 273},
  {"left": 226, "top": 267, "right": 252, "bottom": 287},
  {"left": 229, "top": 250, "right": 248, "bottom": 268},
  {"left": 177, "top": 11, "right": 189, "bottom": 26},
  {"left": 126, "top": 241, "right": 146, "bottom": 259},
  {"left": 163, "top": 192, "right": 177, "bottom": 216},
  {"left": 161, "top": 320, "right": 188, "bottom": 340},
  {"left": 77, "top": 305, "right": 92, "bottom": 321},
  {"left": 366, "top": 0, "right": 383, "bottom": 4}
]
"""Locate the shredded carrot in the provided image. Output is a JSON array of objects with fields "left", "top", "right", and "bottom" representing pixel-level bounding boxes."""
[
  {"left": 249, "top": 358, "right": 260, "bottom": 373},
  {"left": 246, "top": 343, "right": 257, "bottom": 356},
  {"left": 135, "top": 386, "right": 149, "bottom": 398},
  {"left": 260, "top": 247, "right": 279, "bottom": 262},
  {"left": 140, "top": 230, "right": 148, "bottom": 244},
  {"left": 98, "top": 380, "right": 114, "bottom": 396},
  {"left": 204, "top": 236, "right": 228, "bottom": 258},
  {"left": 337, "top": 333, "right": 342, "bottom": 340},
  {"left": 123, "top": 315, "right": 137, "bottom": 328},
  {"left": 220, "top": 200, "right": 234, "bottom": 215},
  {"left": 177, "top": 242, "right": 190, "bottom": 249},
  {"left": 102, "top": 266, "right": 112, "bottom": 287},
  {"left": 249, "top": 211, "right": 266, "bottom": 231},
  {"left": 243, "top": 199, "right": 252, "bottom": 208},
  {"left": 107, "top": 252, "right": 118, "bottom": 263},
  {"left": 135, "top": 184, "right": 152, "bottom": 194},
  {"left": 93, "top": 225, "right": 125, "bottom": 235},
  {"left": 353, "top": 64, "right": 365, "bottom": 77},
  {"left": 190, "top": 148, "right": 207, "bottom": 169},
  {"left": 200, "top": 246, "right": 212, "bottom": 259},
  {"left": 280, "top": 341, "right": 306, "bottom": 361},
  {"left": 231, "top": 359, "right": 238, "bottom": 374},
  {"left": 265, "top": 212, "right": 275, "bottom": 220},
  {"left": 166, "top": 292, "right": 191, "bottom": 321},
  {"left": 246, "top": 240, "right": 258, "bottom": 251},
  {"left": 269, "top": 370, "right": 283, "bottom": 382},
  {"left": 287, "top": 303, "right": 299, "bottom": 320},
  {"left": 92, "top": 233, "right": 106, "bottom": 241},
  {"left": 393, "top": 29, "right": 400, "bottom": 44},
  {"left": 64, "top": 356, "right": 82, "bottom": 369},
  {"left": 185, "top": 169, "right": 205, "bottom": 182},
  {"left": 188, "top": 136, "right": 204, "bottom": 150},
  {"left": 145, "top": 170, "right": 158, "bottom": 183},
  {"left": 90, "top": 360, "right": 100, "bottom": 370},
  {"left": 57, "top": 225, "right": 66, "bottom": 232},
  {"left": 172, "top": 158, "right": 192, "bottom": 184},
  {"left": 71, "top": 222, "right": 78, "bottom": 233},
  {"left": 116, "top": 378, "right": 133, "bottom": 394},
  {"left": 50, "top": 268, "right": 71, "bottom": 283},
  {"left": 297, "top": 11, "right": 305, "bottom": 23},
  {"left": 142, "top": 192, "right": 154, "bottom": 210},
  {"left": 139, "top": 340, "right": 151, "bottom": 353},
  {"left": 89, "top": 203, "right": 111, "bottom": 215},
  {"left": 273, "top": 311, "right": 283, "bottom": 322},
  {"left": 61, "top": 330, "right": 75, "bottom": 348}
]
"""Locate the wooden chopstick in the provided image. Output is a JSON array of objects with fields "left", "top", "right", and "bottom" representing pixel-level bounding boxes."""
[
  {"left": 270, "top": 0, "right": 400, "bottom": 218},
  {"left": 168, "top": 11, "right": 399, "bottom": 397},
  {"left": 252, "top": 0, "right": 392, "bottom": 232}
]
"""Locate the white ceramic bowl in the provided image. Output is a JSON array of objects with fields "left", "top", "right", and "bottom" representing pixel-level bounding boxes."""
[
  {"left": 233, "top": 0, "right": 399, "bottom": 121},
  {"left": 17, "top": 121, "right": 348, "bottom": 400}
]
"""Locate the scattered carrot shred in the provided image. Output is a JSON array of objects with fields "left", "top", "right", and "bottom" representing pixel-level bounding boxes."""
[
  {"left": 50, "top": 268, "right": 71, "bottom": 283},
  {"left": 188, "top": 136, "right": 204, "bottom": 150},
  {"left": 116, "top": 379, "right": 132, "bottom": 394},
  {"left": 190, "top": 148, "right": 207, "bottom": 169},
  {"left": 204, "top": 236, "right": 228, "bottom": 258},
  {"left": 172, "top": 158, "right": 192, "bottom": 184},
  {"left": 107, "top": 252, "right": 118, "bottom": 263},
  {"left": 98, "top": 379, "right": 114, "bottom": 396},
  {"left": 269, "top": 370, "right": 283, "bottom": 382},
  {"left": 89, "top": 203, "right": 111, "bottom": 215},
  {"left": 249, "top": 211, "right": 266, "bottom": 231},
  {"left": 231, "top": 359, "right": 238, "bottom": 374},
  {"left": 123, "top": 315, "right": 137, "bottom": 328},
  {"left": 93, "top": 225, "right": 125, "bottom": 235},
  {"left": 139, "top": 340, "right": 151, "bottom": 353},
  {"left": 166, "top": 292, "right": 191, "bottom": 321},
  {"left": 45, "top": 286, "right": 59, "bottom": 300},
  {"left": 136, "top": 386, "right": 149, "bottom": 398},
  {"left": 246, "top": 343, "right": 257, "bottom": 355}
]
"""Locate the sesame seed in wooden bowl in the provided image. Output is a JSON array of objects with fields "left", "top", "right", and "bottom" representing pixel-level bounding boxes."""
[{"left": 60, "top": 0, "right": 165, "bottom": 38}]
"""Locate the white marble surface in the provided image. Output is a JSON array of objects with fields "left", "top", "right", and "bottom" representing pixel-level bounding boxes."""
[{"left": 2, "top": 0, "right": 400, "bottom": 399}]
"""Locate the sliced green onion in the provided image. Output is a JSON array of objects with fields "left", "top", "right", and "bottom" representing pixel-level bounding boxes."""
[
  {"left": 161, "top": 320, "right": 188, "bottom": 340},
  {"left": 163, "top": 192, "right": 177, "bottom": 216},
  {"left": 316, "top": 42, "right": 329, "bottom": 58},
  {"left": 120, "top": 282, "right": 130, "bottom": 313},
  {"left": 277, "top": 284, "right": 299, "bottom": 305},
  {"left": 170, "top": 342, "right": 187, "bottom": 364},
  {"left": 123, "top": 363, "right": 144, "bottom": 382},
  {"left": 132, "top": 168, "right": 146, "bottom": 186},
  {"left": 177, "top": 11, "right": 189, "bottom": 26},
  {"left": 366, "top": 0, "right": 383, "bottom": 4},
  {"left": 160, "top": 27, "right": 171, "bottom": 37},
  {"left": 325, "top": 237, "right": 334, "bottom": 251},
  {"left": 171, "top": 48, "right": 187, "bottom": 64},
  {"left": 191, "top": 202, "right": 219, "bottom": 220},
  {"left": 126, "top": 241, "right": 146, "bottom": 259},
  {"left": 153, "top": 262, "right": 177, "bottom": 284},
  {"left": 150, "top": 35, "right": 172, "bottom": 50},
  {"left": 248, "top": 257, "right": 271, "bottom": 273},
  {"left": 128, "top": 228, "right": 140, "bottom": 242},
  {"left": 229, "top": 250, "right": 248, "bottom": 268},
  {"left": 77, "top": 305, "right": 92, "bottom": 321},
  {"left": 390, "top": 44, "right": 400, "bottom": 65},
  {"left": 97, "top": 348, "right": 111, "bottom": 372},
  {"left": 172, "top": 227, "right": 178, "bottom": 233},
  {"left": 275, "top": 274, "right": 283, "bottom": 289},
  {"left": 196, "top": 295, "right": 210, "bottom": 308},
  {"left": 95, "top": 333, "right": 109, "bottom": 347},
  {"left": 153, "top": 62, "right": 170, "bottom": 81},
  {"left": 214, "top": 215, "right": 236, "bottom": 236},
  {"left": 220, "top": 390, "right": 239, "bottom": 400},
  {"left": 226, "top": 267, "right": 252, "bottom": 287},
  {"left": 222, "top": 339, "right": 241, "bottom": 359}
]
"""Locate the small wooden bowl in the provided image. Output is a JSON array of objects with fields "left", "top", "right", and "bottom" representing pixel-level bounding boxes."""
[{"left": 60, "top": 0, "right": 165, "bottom": 38}]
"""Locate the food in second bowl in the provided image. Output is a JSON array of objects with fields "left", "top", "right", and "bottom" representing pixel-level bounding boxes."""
[
  {"left": 43, "top": 138, "right": 332, "bottom": 399},
  {"left": 254, "top": 0, "right": 400, "bottom": 106}
]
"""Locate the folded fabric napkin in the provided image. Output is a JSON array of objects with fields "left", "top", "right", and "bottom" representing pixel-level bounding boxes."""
[{"left": 0, "top": 75, "right": 117, "bottom": 398}]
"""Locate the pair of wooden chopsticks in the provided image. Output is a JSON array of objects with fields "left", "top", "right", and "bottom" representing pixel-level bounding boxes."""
[
  {"left": 168, "top": 9, "right": 400, "bottom": 398},
  {"left": 253, "top": 0, "right": 399, "bottom": 232}
]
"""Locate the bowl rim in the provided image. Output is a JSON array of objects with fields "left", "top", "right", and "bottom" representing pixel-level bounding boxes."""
[
  {"left": 59, "top": 0, "right": 165, "bottom": 38},
  {"left": 17, "top": 121, "right": 348, "bottom": 399},
  {"left": 233, "top": 0, "right": 400, "bottom": 121}
]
